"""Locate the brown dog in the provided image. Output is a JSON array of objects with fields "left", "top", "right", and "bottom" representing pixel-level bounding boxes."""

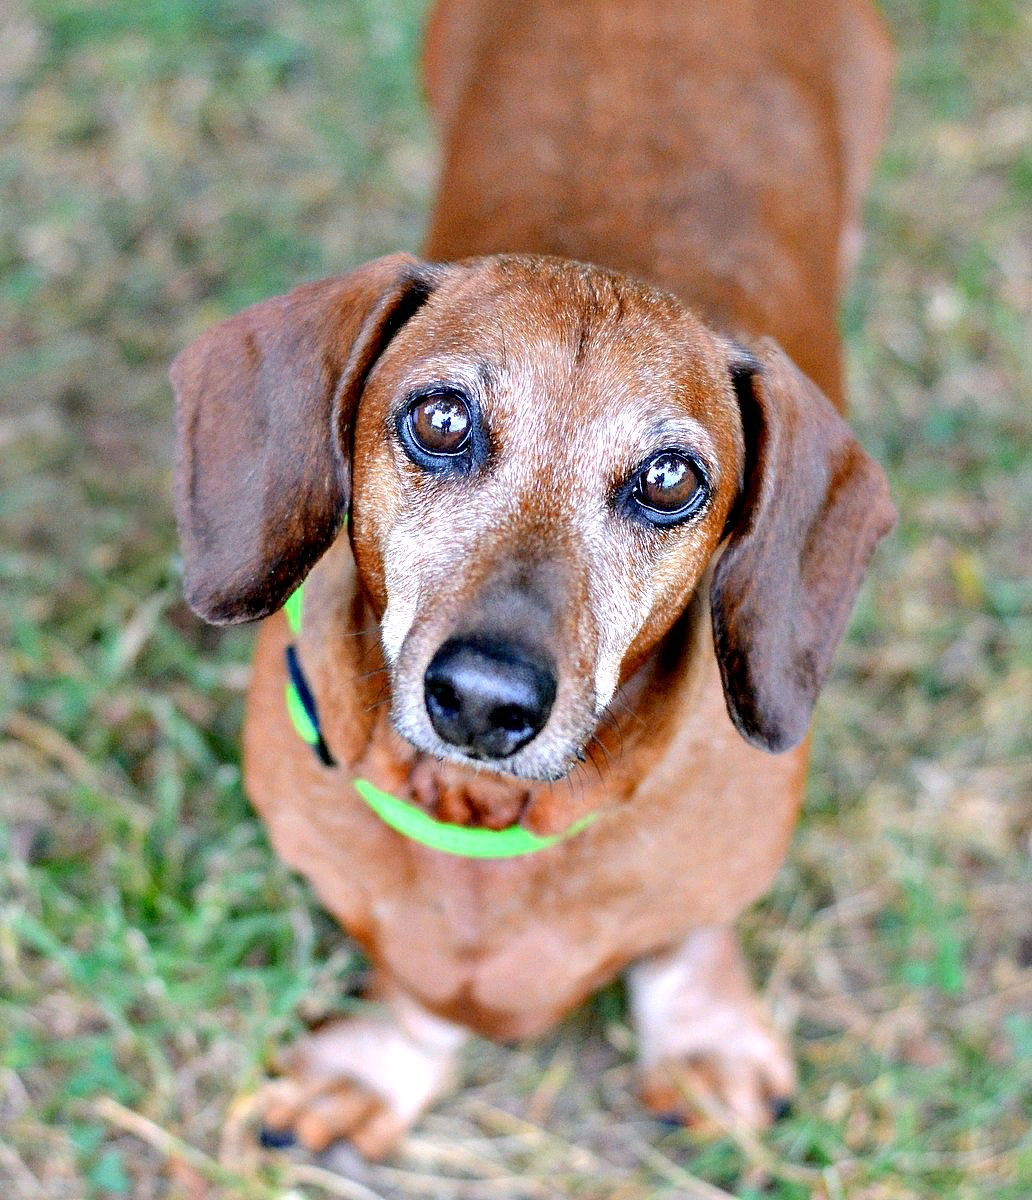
[{"left": 171, "top": 0, "right": 896, "bottom": 1159}]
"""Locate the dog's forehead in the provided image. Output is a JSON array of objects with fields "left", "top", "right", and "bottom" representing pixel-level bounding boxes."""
[{"left": 418, "top": 258, "right": 705, "bottom": 366}]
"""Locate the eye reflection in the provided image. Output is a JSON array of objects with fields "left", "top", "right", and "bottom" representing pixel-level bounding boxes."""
[
  {"left": 410, "top": 394, "right": 471, "bottom": 455},
  {"left": 637, "top": 450, "right": 705, "bottom": 514}
]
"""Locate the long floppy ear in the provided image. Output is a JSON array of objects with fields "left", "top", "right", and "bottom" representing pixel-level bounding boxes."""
[
  {"left": 171, "top": 253, "right": 439, "bottom": 624},
  {"left": 710, "top": 338, "right": 896, "bottom": 753}
]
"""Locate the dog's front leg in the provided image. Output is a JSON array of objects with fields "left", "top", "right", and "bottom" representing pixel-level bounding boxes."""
[
  {"left": 628, "top": 927, "right": 795, "bottom": 1130},
  {"left": 260, "top": 973, "right": 469, "bottom": 1159}
]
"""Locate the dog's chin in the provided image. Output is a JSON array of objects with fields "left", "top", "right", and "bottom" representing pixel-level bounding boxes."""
[
  {"left": 440, "top": 746, "right": 573, "bottom": 783},
  {"left": 390, "top": 709, "right": 581, "bottom": 784}
]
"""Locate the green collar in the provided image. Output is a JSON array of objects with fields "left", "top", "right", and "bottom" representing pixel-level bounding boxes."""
[{"left": 282, "top": 582, "right": 596, "bottom": 858}]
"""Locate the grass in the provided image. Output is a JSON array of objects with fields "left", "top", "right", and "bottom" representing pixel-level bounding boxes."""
[{"left": 2, "top": 0, "right": 1030, "bottom": 1195}]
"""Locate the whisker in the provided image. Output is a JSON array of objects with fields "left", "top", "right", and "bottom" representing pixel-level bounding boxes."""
[
  {"left": 577, "top": 758, "right": 592, "bottom": 804},
  {"left": 610, "top": 691, "right": 645, "bottom": 729},
  {"left": 327, "top": 623, "right": 384, "bottom": 641},
  {"left": 583, "top": 739, "right": 606, "bottom": 785},
  {"left": 604, "top": 709, "right": 627, "bottom": 759},
  {"left": 590, "top": 732, "right": 615, "bottom": 775},
  {"left": 361, "top": 687, "right": 391, "bottom": 717},
  {"left": 566, "top": 758, "right": 587, "bottom": 808},
  {"left": 563, "top": 760, "right": 588, "bottom": 811}
]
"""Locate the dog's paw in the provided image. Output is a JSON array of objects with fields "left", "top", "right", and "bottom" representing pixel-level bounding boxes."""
[
  {"left": 629, "top": 927, "right": 795, "bottom": 1132},
  {"left": 258, "top": 998, "right": 468, "bottom": 1160},
  {"left": 639, "top": 1034, "right": 795, "bottom": 1131},
  {"left": 260, "top": 1070, "right": 404, "bottom": 1159}
]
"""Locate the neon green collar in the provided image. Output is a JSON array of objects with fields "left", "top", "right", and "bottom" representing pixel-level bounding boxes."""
[
  {"left": 283, "top": 582, "right": 596, "bottom": 858},
  {"left": 353, "top": 778, "right": 595, "bottom": 858}
]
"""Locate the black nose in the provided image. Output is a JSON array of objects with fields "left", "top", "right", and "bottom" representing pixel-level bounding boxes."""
[{"left": 424, "top": 636, "right": 556, "bottom": 759}]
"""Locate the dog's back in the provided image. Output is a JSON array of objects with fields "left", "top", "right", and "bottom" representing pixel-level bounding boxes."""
[{"left": 423, "top": 0, "right": 893, "bottom": 406}]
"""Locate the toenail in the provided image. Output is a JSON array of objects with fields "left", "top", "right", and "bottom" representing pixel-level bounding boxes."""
[
  {"left": 769, "top": 1096, "right": 794, "bottom": 1122},
  {"left": 259, "top": 1125, "right": 296, "bottom": 1149},
  {"left": 656, "top": 1110, "right": 685, "bottom": 1128}
]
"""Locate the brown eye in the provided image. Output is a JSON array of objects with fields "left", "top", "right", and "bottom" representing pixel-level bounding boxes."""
[
  {"left": 409, "top": 393, "right": 471, "bottom": 455},
  {"left": 633, "top": 450, "right": 709, "bottom": 523}
]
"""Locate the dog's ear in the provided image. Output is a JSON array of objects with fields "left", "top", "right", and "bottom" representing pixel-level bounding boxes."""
[
  {"left": 171, "top": 253, "right": 439, "bottom": 624},
  {"left": 710, "top": 338, "right": 896, "bottom": 753}
]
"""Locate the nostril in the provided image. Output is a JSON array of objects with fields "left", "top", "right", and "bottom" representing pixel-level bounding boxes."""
[
  {"left": 491, "top": 704, "right": 533, "bottom": 735},
  {"left": 427, "top": 677, "right": 460, "bottom": 716}
]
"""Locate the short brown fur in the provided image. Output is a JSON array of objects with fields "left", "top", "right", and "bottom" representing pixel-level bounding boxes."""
[{"left": 172, "top": 0, "right": 896, "bottom": 1159}]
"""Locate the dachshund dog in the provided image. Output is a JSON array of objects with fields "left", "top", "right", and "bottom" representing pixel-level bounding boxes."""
[{"left": 172, "top": 0, "right": 896, "bottom": 1159}]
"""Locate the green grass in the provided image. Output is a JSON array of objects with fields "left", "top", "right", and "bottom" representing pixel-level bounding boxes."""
[{"left": 2, "top": 0, "right": 1031, "bottom": 1196}]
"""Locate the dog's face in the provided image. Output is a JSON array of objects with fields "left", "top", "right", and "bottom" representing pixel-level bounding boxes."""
[
  {"left": 348, "top": 258, "right": 744, "bottom": 780},
  {"left": 172, "top": 252, "right": 894, "bottom": 777}
]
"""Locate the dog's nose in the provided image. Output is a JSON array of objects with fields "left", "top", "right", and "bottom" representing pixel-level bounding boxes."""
[{"left": 424, "top": 636, "right": 556, "bottom": 759}]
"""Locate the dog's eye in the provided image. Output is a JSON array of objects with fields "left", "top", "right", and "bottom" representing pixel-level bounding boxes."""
[
  {"left": 631, "top": 450, "right": 709, "bottom": 524},
  {"left": 398, "top": 389, "right": 481, "bottom": 471},
  {"left": 409, "top": 393, "right": 471, "bottom": 454}
]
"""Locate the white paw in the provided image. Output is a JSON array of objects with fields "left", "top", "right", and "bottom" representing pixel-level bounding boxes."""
[
  {"left": 260, "top": 994, "right": 468, "bottom": 1159},
  {"left": 629, "top": 927, "right": 795, "bottom": 1129}
]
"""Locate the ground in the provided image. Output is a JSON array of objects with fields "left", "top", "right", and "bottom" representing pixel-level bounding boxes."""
[{"left": 1, "top": 1, "right": 1030, "bottom": 1196}]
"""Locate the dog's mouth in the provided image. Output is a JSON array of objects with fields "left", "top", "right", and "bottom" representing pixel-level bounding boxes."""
[{"left": 400, "top": 739, "right": 602, "bottom": 848}]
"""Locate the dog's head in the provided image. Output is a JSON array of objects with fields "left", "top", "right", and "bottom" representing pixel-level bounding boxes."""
[{"left": 172, "top": 254, "right": 894, "bottom": 779}]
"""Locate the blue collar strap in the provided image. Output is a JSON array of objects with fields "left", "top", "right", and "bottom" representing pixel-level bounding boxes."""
[
  {"left": 285, "top": 643, "right": 336, "bottom": 767},
  {"left": 282, "top": 582, "right": 597, "bottom": 857}
]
